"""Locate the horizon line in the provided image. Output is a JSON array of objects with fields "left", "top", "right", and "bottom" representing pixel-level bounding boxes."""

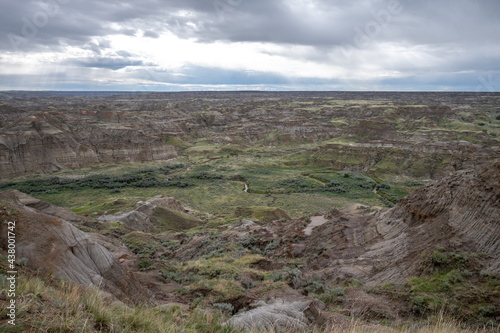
[{"left": 1, "top": 90, "right": 499, "bottom": 93}]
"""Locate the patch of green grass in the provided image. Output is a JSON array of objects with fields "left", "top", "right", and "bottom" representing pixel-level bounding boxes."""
[
  {"left": 164, "top": 136, "right": 193, "bottom": 149},
  {"left": 150, "top": 206, "right": 203, "bottom": 231},
  {"left": 408, "top": 270, "right": 463, "bottom": 293},
  {"left": 8, "top": 272, "right": 244, "bottom": 333},
  {"left": 188, "top": 278, "right": 245, "bottom": 301},
  {"left": 234, "top": 206, "right": 290, "bottom": 222},
  {"left": 1, "top": 147, "right": 424, "bottom": 221},
  {"left": 184, "top": 254, "right": 265, "bottom": 280}
]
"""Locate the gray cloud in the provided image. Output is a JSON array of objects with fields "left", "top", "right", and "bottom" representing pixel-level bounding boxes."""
[
  {"left": 143, "top": 30, "right": 160, "bottom": 39},
  {"left": 0, "top": 0, "right": 499, "bottom": 90},
  {"left": 2, "top": 1, "right": 499, "bottom": 50},
  {"left": 67, "top": 56, "right": 146, "bottom": 70}
]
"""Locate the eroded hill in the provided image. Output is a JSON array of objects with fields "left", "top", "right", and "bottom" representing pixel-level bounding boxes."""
[
  {"left": 0, "top": 92, "right": 499, "bottom": 331},
  {"left": 1, "top": 161, "right": 498, "bottom": 331},
  {"left": 1, "top": 91, "right": 499, "bottom": 179}
]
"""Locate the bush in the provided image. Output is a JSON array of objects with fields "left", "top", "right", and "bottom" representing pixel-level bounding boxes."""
[
  {"left": 264, "top": 240, "right": 280, "bottom": 254},
  {"left": 428, "top": 250, "right": 449, "bottom": 265},
  {"left": 138, "top": 259, "right": 151, "bottom": 270},
  {"left": 319, "top": 287, "right": 345, "bottom": 305},
  {"left": 213, "top": 303, "right": 234, "bottom": 314},
  {"left": 425, "top": 249, "right": 469, "bottom": 271},
  {"left": 0, "top": 165, "right": 195, "bottom": 194},
  {"left": 376, "top": 183, "right": 391, "bottom": 190},
  {"left": 16, "top": 257, "right": 28, "bottom": 267}
]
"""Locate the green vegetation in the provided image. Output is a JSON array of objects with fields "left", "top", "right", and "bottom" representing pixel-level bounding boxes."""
[
  {"left": 1, "top": 93, "right": 499, "bottom": 332},
  {"left": 0, "top": 164, "right": 188, "bottom": 195},
  {"left": 0, "top": 273, "right": 242, "bottom": 333},
  {"left": 371, "top": 249, "right": 500, "bottom": 327},
  {"left": 1, "top": 154, "right": 417, "bottom": 219},
  {"left": 6, "top": 271, "right": 494, "bottom": 333},
  {"left": 234, "top": 206, "right": 290, "bottom": 222},
  {"left": 150, "top": 206, "right": 203, "bottom": 231}
]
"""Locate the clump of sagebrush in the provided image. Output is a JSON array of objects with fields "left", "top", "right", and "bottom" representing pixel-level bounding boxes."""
[{"left": 393, "top": 248, "right": 500, "bottom": 326}]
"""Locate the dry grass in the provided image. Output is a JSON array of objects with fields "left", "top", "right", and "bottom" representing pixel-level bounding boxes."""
[{"left": 1, "top": 273, "right": 497, "bottom": 333}]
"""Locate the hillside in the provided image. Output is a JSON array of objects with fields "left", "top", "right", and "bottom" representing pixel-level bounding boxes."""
[
  {"left": 0, "top": 92, "right": 499, "bottom": 332},
  {"left": 1, "top": 162, "right": 499, "bottom": 331},
  {"left": 1, "top": 92, "right": 499, "bottom": 179}
]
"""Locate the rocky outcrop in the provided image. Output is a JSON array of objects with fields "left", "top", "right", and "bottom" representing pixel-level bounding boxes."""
[
  {"left": 7, "top": 190, "right": 88, "bottom": 224},
  {"left": 291, "top": 140, "right": 499, "bottom": 179},
  {"left": 0, "top": 190, "right": 155, "bottom": 306},
  {"left": 98, "top": 196, "right": 202, "bottom": 232},
  {"left": 1, "top": 92, "right": 499, "bottom": 180},
  {"left": 227, "top": 300, "right": 312, "bottom": 332},
  {"left": 300, "top": 161, "right": 500, "bottom": 285},
  {"left": 0, "top": 112, "right": 177, "bottom": 179}
]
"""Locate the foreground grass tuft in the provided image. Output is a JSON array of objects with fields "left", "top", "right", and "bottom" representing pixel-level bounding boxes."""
[{"left": 1, "top": 272, "right": 497, "bottom": 333}]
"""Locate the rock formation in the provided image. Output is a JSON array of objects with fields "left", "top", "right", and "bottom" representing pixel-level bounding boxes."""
[
  {"left": 98, "top": 196, "right": 203, "bottom": 232},
  {"left": 301, "top": 160, "right": 500, "bottom": 285},
  {"left": 0, "top": 112, "right": 177, "bottom": 179},
  {"left": 0, "top": 190, "right": 155, "bottom": 306},
  {"left": 1, "top": 92, "right": 499, "bottom": 180},
  {"left": 227, "top": 300, "right": 312, "bottom": 332}
]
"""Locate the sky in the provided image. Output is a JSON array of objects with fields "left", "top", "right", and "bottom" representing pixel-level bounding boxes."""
[{"left": 0, "top": 0, "right": 499, "bottom": 91}]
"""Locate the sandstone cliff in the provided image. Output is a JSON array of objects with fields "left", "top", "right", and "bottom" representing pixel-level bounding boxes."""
[
  {"left": 2, "top": 92, "right": 499, "bottom": 180},
  {"left": 0, "top": 112, "right": 177, "bottom": 179}
]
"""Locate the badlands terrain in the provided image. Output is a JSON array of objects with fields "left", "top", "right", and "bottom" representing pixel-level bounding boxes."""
[{"left": 0, "top": 91, "right": 499, "bottom": 332}]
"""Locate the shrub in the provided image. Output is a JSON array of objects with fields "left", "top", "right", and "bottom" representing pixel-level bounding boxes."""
[
  {"left": 428, "top": 250, "right": 449, "bottom": 265},
  {"left": 376, "top": 183, "right": 391, "bottom": 190},
  {"left": 213, "top": 302, "right": 234, "bottom": 314},
  {"left": 319, "top": 287, "right": 346, "bottom": 305},
  {"left": 138, "top": 259, "right": 151, "bottom": 270},
  {"left": 264, "top": 240, "right": 280, "bottom": 254},
  {"left": 16, "top": 258, "right": 28, "bottom": 267}
]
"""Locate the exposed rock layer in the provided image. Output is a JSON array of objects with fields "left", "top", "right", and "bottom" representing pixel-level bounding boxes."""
[
  {"left": 98, "top": 196, "right": 202, "bottom": 232},
  {"left": 0, "top": 190, "right": 155, "bottom": 305},
  {"left": 0, "top": 113, "right": 177, "bottom": 179},
  {"left": 301, "top": 161, "right": 500, "bottom": 285},
  {"left": 1, "top": 91, "right": 499, "bottom": 179}
]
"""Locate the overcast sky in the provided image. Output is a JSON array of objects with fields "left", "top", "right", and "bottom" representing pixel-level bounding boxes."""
[{"left": 0, "top": 0, "right": 499, "bottom": 91}]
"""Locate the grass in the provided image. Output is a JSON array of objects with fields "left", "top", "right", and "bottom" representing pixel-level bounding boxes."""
[
  {"left": 234, "top": 206, "right": 290, "bottom": 222},
  {"left": 0, "top": 272, "right": 242, "bottom": 333},
  {"left": 184, "top": 254, "right": 265, "bottom": 279},
  {"left": 367, "top": 249, "right": 500, "bottom": 327},
  {"left": 150, "top": 206, "right": 203, "bottom": 231},
  {"left": 0, "top": 272, "right": 496, "bottom": 333},
  {"left": 0, "top": 146, "right": 422, "bottom": 221},
  {"left": 188, "top": 278, "right": 245, "bottom": 301}
]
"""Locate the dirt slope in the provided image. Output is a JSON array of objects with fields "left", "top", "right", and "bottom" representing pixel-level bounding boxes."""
[
  {"left": 0, "top": 190, "right": 155, "bottom": 306},
  {"left": 299, "top": 161, "right": 500, "bottom": 285}
]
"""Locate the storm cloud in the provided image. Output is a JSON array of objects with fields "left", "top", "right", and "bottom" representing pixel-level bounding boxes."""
[{"left": 0, "top": 0, "right": 499, "bottom": 91}]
